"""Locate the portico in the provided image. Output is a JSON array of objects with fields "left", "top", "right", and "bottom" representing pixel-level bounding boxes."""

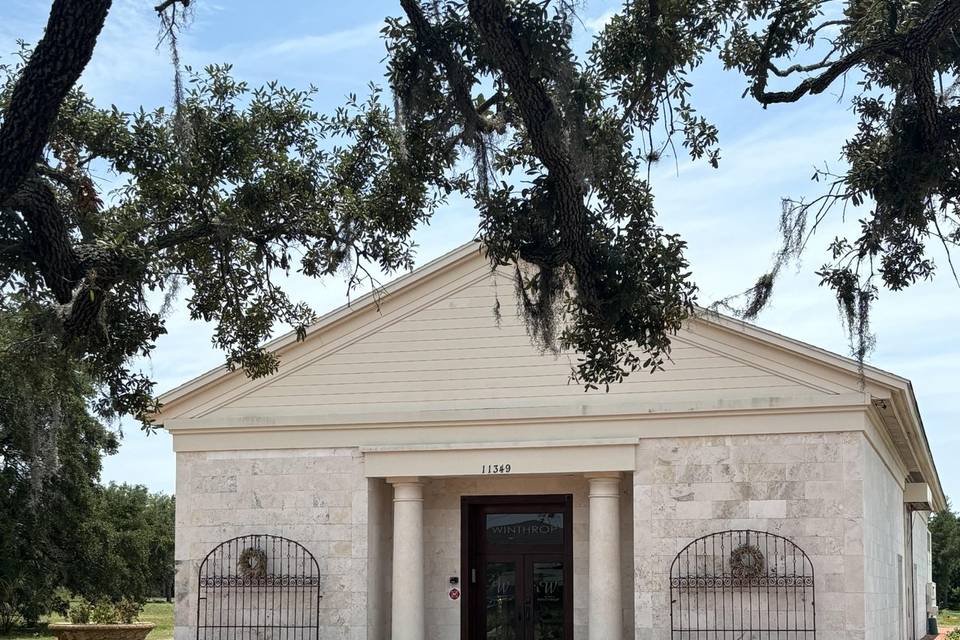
[{"left": 365, "top": 440, "right": 637, "bottom": 640}]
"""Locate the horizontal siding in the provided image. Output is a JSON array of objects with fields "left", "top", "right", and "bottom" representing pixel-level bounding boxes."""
[
  {"left": 202, "top": 269, "right": 836, "bottom": 419},
  {"left": 352, "top": 333, "right": 550, "bottom": 350},
  {"left": 211, "top": 386, "right": 818, "bottom": 417},
  {"left": 229, "top": 384, "right": 809, "bottom": 410},
  {"left": 270, "top": 357, "right": 740, "bottom": 385},
  {"left": 303, "top": 343, "right": 708, "bottom": 364},
  {"left": 240, "top": 370, "right": 796, "bottom": 401}
]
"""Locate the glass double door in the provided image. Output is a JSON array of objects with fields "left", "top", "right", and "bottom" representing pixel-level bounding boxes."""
[
  {"left": 464, "top": 495, "right": 572, "bottom": 640},
  {"left": 481, "top": 554, "right": 565, "bottom": 640}
]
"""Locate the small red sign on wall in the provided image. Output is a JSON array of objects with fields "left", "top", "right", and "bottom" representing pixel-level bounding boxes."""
[{"left": 448, "top": 588, "right": 461, "bottom": 601}]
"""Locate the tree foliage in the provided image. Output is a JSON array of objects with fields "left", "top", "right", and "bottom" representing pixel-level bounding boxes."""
[
  {"left": 932, "top": 503, "right": 960, "bottom": 611},
  {"left": 81, "top": 485, "right": 175, "bottom": 603},
  {"left": 0, "top": 301, "right": 174, "bottom": 626},
  {"left": 0, "top": 301, "right": 117, "bottom": 630},
  {"left": 2, "top": 0, "right": 960, "bottom": 423},
  {"left": 0, "top": 50, "right": 441, "bottom": 420},
  {"left": 695, "top": 0, "right": 960, "bottom": 359}
]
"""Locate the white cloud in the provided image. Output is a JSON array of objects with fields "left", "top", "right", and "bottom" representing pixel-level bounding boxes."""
[
  {"left": 258, "top": 21, "right": 382, "bottom": 57},
  {"left": 77, "top": 0, "right": 172, "bottom": 109},
  {"left": 582, "top": 9, "right": 615, "bottom": 32}
]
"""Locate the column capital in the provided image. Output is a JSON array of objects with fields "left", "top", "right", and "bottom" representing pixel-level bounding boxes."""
[
  {"left": 585, "top": 471, "right": 621, "bottom": 480},
  {"left": 388, "top": 477, "right": 424, "bottom": 503},
  {"left": 386, "top": 476, "right": 423, "bottom": 485},
  {"left": 586, "top": 472, "right": 621, "bottom": 498}
]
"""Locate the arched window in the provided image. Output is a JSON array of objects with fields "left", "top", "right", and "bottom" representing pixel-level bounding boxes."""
[
  {"left": 670, "top": 529, "right": 815, "bottom": 638},
  {"left": 197, "top": 534, "right": 321, "bottom": 640}
]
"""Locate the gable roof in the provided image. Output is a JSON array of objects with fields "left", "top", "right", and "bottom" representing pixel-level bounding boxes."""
[
  {"left": 153, "top": 241, "right": 945, "bottom": 509},
  {"left": 157, "top": 243, "right": 484, "bottom": 410}
]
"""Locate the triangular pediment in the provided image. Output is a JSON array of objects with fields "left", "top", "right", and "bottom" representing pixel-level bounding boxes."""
[{"left": 158, "top": 244, "right": 881, "bottom": 423}]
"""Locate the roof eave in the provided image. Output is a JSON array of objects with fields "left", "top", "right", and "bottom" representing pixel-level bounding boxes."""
[
  {"left": 896, "top": 382, "right": 948, "bottom": 512},
  {"left": 150, "top": 240, "right": 485, "bottom": 420}
]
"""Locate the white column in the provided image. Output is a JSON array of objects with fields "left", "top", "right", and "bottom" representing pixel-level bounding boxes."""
[
  {"left": 587, "top": 472, "right": 622, "bottom": 640},
  {"left": 389, "top": 477, "right": 425, "bottom": 640}
]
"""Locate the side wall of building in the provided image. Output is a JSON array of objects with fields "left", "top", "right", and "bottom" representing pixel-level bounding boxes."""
[
  {"left": 860, "top": 427, "right": 935, "bottom": 640},
  {"left": 863, "top": 438, "right": 907, "bottom": 640},
  {"left": 174, "top": 448, "right": 369, "bottom": 640},
  {"left": 912, "top": 510, "right": 933, "bottom": 639},
  {"left": 633, "top": 431, "right": 866, "bottom": 640}
]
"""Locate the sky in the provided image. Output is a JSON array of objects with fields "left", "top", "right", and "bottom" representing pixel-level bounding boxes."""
[{"left": 2, "top": 1, "right": 958, "bottom": 501}]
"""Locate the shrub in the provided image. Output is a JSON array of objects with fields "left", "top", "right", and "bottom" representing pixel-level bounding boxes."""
[
  {"left": 49, "top": 588, "right": 71, "bottom": 618},
  {"left": 68, "top": 598, "right": 91, "bottom": 624},
  {"left": 90, "top": 600, "right": 117, "bottom": 625},
  {"left": 114, "top": 598, "right": 142, "bottom": 624},
  {"left": 0, "top": 601, "right": 21, "bottom": 635},
  {"left": 948, "top": 629, "right": 960, "bottom": 640}
]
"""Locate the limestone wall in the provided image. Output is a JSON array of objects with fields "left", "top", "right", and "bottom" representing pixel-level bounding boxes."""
[
  {"left": 173, "top": 431, "right": 928, "bottom": 640},
  {"left": 912, "top": 509, "right": 932, "bottom": 639},
  {"left": 174, "top": 448, "right": 369, "bottom": 640},
  {"left": 366, "top": 478, "right": 392, "bottom": 640},
  {"left": 860, "top": 437, "right": 935, "bottom": 640},
  {"left": 862, "top": 439, "right": 907, "bottom": 640},
  {"left": 633, "top": 431, "right": 866, "bottom": 640}
]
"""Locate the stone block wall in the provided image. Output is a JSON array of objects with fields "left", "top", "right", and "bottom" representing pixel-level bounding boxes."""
[
  {"left": 174, "top": 432, "right": 922, "bottom": 640},
  {"left": 633, "top": 431, "right": 866, "bottom": 640},
  {"left": 912, "top": 509, "right": 932, "bottom": 639},
  {"left": 174, "top": 448, "right": 369, "bottom": 640},
  {"left": 863, "top": 439, "right": 907, "bottom": 640}
]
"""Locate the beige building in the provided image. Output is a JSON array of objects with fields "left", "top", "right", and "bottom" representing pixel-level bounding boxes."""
[{"left": 156, "top": 242, "right": 945, "bottom": 640}]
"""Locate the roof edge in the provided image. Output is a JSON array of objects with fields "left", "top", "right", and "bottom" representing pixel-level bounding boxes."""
[
  {"left": 153, "top": 240, "right": 484, "bottom": 412},
  {"left": 692, "top": 309, "right": 910, "bottom": 389}
]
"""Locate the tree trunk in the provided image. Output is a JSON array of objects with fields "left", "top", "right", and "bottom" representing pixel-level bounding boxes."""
[
  {"left": 0, "top": 0, "right": 112, "bottom": 205},
  {"left": 466, "top": 0, "right": 600, "bottom": 308}
]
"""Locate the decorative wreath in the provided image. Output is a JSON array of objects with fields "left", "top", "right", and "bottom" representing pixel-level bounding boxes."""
[
  {"left": 237, "top": 547, "right": 267, "bottom": 579},
  {"left": 730, "top": 544, "right": 765, "bottom": 579}
]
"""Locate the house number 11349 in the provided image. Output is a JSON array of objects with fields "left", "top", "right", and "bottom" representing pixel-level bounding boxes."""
[{"left": 481, "top": 464, "right": 512, "bottom": 474}]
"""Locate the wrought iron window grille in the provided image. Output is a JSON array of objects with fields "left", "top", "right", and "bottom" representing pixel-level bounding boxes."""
[
  {"left": 196, "top": 534, "right": 322, "bottom": 640},
  {"left": 669, "top": 529, "right": 816, "bottom": 639}
]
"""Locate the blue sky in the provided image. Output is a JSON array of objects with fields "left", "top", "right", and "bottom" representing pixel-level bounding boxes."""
[{"left": 3, "top": 1, "right": 958, "bottom": 502}]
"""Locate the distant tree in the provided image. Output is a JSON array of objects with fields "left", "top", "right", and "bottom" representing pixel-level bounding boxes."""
[
  {"left": 3, "top": 0, "right": 960, "bottom": 425},
  {"left": 931, "top": 502, "right": 960, "bottom": 610},
  {"left": 80, "top": 484, "right": 153, "bottom": 601},
  {"left": 0, "top": 300, "right": 118, "bottom": 630},
  {"left": 143, "top": 493, "right": 175, "bottom": 601},
  {"left": 0, "top": 300, "right": 174, "bottom": 624},
  {"left": 80, "top": 484, "right": 174, "bottom": 602}
]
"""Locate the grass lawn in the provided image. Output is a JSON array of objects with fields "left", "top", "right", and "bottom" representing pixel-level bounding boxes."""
[
  {"left": 941, "top": 609, "right": 960, "bottom": 628},
  {"left": 1, "top": 603, "right": 956, "bottom": 637},
  {"left": 0, "top": 601, "right": 173, "bottom": 640}
]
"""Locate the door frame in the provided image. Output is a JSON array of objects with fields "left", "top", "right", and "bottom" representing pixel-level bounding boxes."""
[{"left": 460, "top": 494, "right": 574, "bottom": 640}]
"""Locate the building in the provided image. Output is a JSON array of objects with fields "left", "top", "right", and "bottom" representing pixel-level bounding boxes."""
[{"left": 156, "top": 242, "right": 945, "bottom": 640}]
